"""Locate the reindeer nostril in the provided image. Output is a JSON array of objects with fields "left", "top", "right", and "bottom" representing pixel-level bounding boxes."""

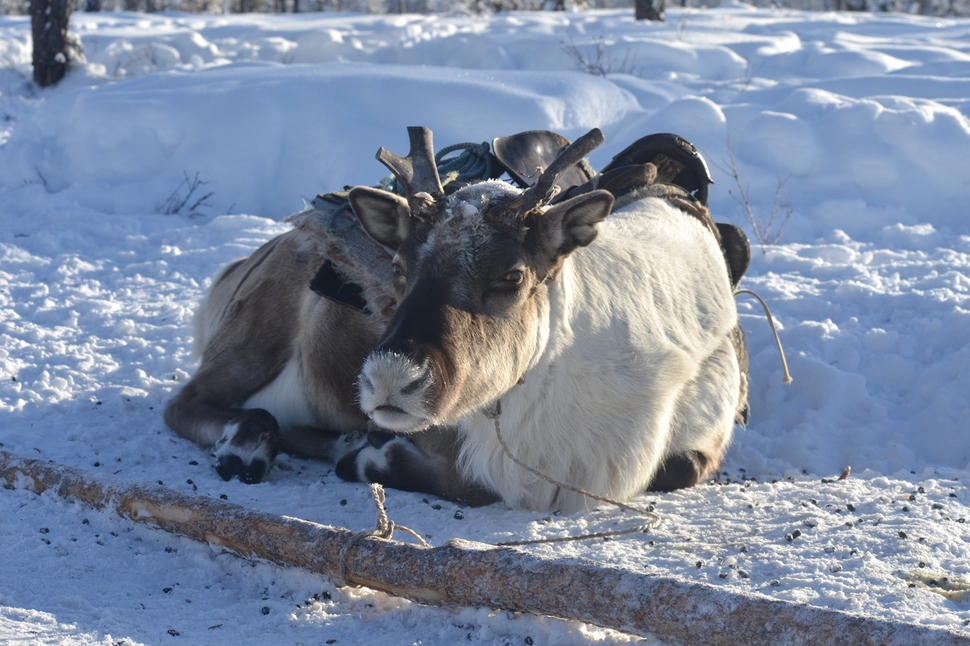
[
  {"left": 359, "top": 373, "right": 375, "bottom": 393},
  {"left": 401, "top": 376, "right": 426, "bottom": 396}
]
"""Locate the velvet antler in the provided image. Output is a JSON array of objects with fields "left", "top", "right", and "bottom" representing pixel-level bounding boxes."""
[
  {"left": 376, "top": 126, "right": 446, "bottom": 222},
  {"left": 508, "top": 128, "right": 604, "bottom": 217}
]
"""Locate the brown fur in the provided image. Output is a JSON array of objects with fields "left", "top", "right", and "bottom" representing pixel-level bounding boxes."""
[{"left": 165, "top": 228, "right": 385, "bottom": 482}]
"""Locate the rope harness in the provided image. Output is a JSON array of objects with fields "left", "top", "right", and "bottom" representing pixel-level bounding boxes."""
[{"left": 483, "top": 400, "right": 664, "bottom": 546}]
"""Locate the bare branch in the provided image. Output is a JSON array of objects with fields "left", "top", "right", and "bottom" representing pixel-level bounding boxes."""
[{"left": 712, "top": 142, "right": 794, "bottom": 252}]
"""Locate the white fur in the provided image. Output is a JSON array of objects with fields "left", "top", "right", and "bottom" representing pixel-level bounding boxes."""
[
  {"left": 359, "top": 187, "right": 741, "bottom": 512},
  {"left": 358, "top": 351, "right": 433, "bottom": 432},
  {"left": 244, "top": 354, "right": 317, "bottom": 429},
  {"left": 353, "top": 436, "right": 418, "bottom": 481},
  {"left": 455, "top": 197, "right": 740, "bottom": 511},
  {"left": 214, "top": 422, "right": 275, "bottom": 464}
]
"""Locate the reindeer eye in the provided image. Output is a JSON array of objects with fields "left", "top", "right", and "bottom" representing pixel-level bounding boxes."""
[
  {"left": 501, "top": 270, "right": 524, "bottom": 285},
  {"left": 391, "top": 262, "right": 405, "bottom": 278}
]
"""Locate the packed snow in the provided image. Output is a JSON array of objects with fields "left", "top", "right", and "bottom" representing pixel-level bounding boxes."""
[{"left": 1, "top": 5, "right": 969, "bottom": 644}]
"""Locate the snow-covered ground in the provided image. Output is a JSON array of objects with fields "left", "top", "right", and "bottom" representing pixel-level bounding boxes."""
[{"left": 1, "top": 6, "right": 969, "bottom": 644}]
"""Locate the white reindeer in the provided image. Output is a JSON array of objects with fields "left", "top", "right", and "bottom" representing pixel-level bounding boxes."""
[{"left": 339, "top": 127, "right": 748, "bottom": 512}]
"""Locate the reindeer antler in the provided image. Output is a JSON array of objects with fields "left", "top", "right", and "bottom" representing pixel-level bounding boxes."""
[
  {"left": 376, "top": 126, "right": 446, "bottom": 222},
  {"left": 508, "top": 128, "right": 605, "bottom": 218}
]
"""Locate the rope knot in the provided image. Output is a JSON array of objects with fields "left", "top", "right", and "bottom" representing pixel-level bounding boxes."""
[{"left": 336, "top": 483, "right": 429, "bottom": 588}]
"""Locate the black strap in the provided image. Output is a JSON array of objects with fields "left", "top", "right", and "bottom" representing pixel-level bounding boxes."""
[{"left": 310, "top": 260, "right": 368, "bottom": 313}]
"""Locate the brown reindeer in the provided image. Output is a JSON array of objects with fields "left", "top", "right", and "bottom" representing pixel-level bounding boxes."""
[{"left": 163, "top": 208, "right": 396, "bottom": 483}]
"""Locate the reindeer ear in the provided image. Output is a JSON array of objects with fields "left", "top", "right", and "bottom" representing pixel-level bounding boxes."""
[
  {"left": 531, "top": 190, "right": 614, "bottom": 260},
  {"left": 349, "top": 186, "right": 413, "bottom": 250}
]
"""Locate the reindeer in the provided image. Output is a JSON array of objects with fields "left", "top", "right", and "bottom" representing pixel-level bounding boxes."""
[
  {"left": 163, "top": 210, "right": 396, "bottom": 483},
  {"left": 337, "top": 127, "right": 747, "bottom": 512},
  {"left": 166, "top": 126, "right": 747, "bottom": 511}
]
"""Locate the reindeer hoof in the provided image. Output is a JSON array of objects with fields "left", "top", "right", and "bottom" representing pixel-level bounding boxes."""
[
  {"left": 648, "top": 450, "right": 711, "bottom": 492},
  {"left": 241, "top": 459, "right": 270, "bottom": 484},
  {"left": 213, "top": 409, "right": 280, "bottom": 485},
  {"left": 367, "top": 430, "right": 396, "bottom": 449},
  {"left": 216, "top": 454, "right": 246, "bottom": 481},
  {"left": 335, "top": 448, "right": 364, "bottom": 482}
]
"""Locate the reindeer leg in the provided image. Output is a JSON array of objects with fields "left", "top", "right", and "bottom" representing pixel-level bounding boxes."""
[
  {"left": 213, "top": 408, "right": 280, "bottom": 483},
  {"left": 164, "top": 367, "right": 285, "bottom": 483},
  {"left": 650, "top": 336, "right": 740, "bottom": 493},
  {"left": 165, "top": 298, "right": 296, "bottom": 483},
  {"left": 335, "top": 427, "right": 498, "bottom": 508}
]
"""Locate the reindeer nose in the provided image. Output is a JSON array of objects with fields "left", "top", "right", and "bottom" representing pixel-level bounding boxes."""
[
  {"left": 358, "top": 350, "right": 434, "bottom": 432},
  {"left": 359, "top": 351, "right": 432, "bottom": 405}
]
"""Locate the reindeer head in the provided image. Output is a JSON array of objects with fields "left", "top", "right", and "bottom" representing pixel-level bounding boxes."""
[{"left": 349, "top": 127, "right": 614, "bottom": 433}]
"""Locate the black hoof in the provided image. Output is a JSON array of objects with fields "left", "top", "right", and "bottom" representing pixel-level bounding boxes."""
[
  {"left": 648, "top": 451, "right": 710, "bottom": 492},
  {"left": 240, "top": 459, "right": 269, "bottom": 484},
  {"left": 216, "top": 454, "right": 245, "bottom": 481},
  {"left": 367, "top": 430, "right": 396, "bottom": 449},
  {"left": 335, "top": 448, "right": 364, "bottom": 482}
]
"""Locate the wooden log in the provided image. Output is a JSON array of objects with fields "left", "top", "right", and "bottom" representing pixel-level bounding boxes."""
[{"left": 1, "top": 449, "right": 967, "bottom": 646}]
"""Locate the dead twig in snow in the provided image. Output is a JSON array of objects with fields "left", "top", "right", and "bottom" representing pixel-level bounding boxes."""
[
  {"left": 714, "top": 143, "right": 794, "bottom": 252},
  {"left": 560, "top": 35, "right": 635, "bottom": 77},
  {"left": 160, "top": 171, "right": 215, "bottom": 217}
]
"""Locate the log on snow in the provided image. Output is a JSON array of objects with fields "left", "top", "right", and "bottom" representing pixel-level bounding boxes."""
[{"left": 1, "top": 450, "right": 966, "bottom": 646}]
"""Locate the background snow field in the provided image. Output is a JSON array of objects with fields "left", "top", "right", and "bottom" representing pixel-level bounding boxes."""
[{"left": 1, "top": 6, "right": 970, "bottom": 644}]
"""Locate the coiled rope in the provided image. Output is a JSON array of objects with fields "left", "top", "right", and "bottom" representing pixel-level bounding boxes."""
[{"left": 337, "top": 483, "right": 429, "bottom": 587}]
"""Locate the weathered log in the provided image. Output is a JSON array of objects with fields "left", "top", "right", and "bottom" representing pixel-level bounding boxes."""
[{"left": 1, "top": 449, "right": 967, "bottom": 646}]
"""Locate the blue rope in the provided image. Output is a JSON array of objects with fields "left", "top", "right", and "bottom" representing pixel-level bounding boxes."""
[
  {"left": 326, "top": 201, "right": 359, "bottom": 235},
  {"left": 435, "top": 141, "right": 493, "bottom": 187}
]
